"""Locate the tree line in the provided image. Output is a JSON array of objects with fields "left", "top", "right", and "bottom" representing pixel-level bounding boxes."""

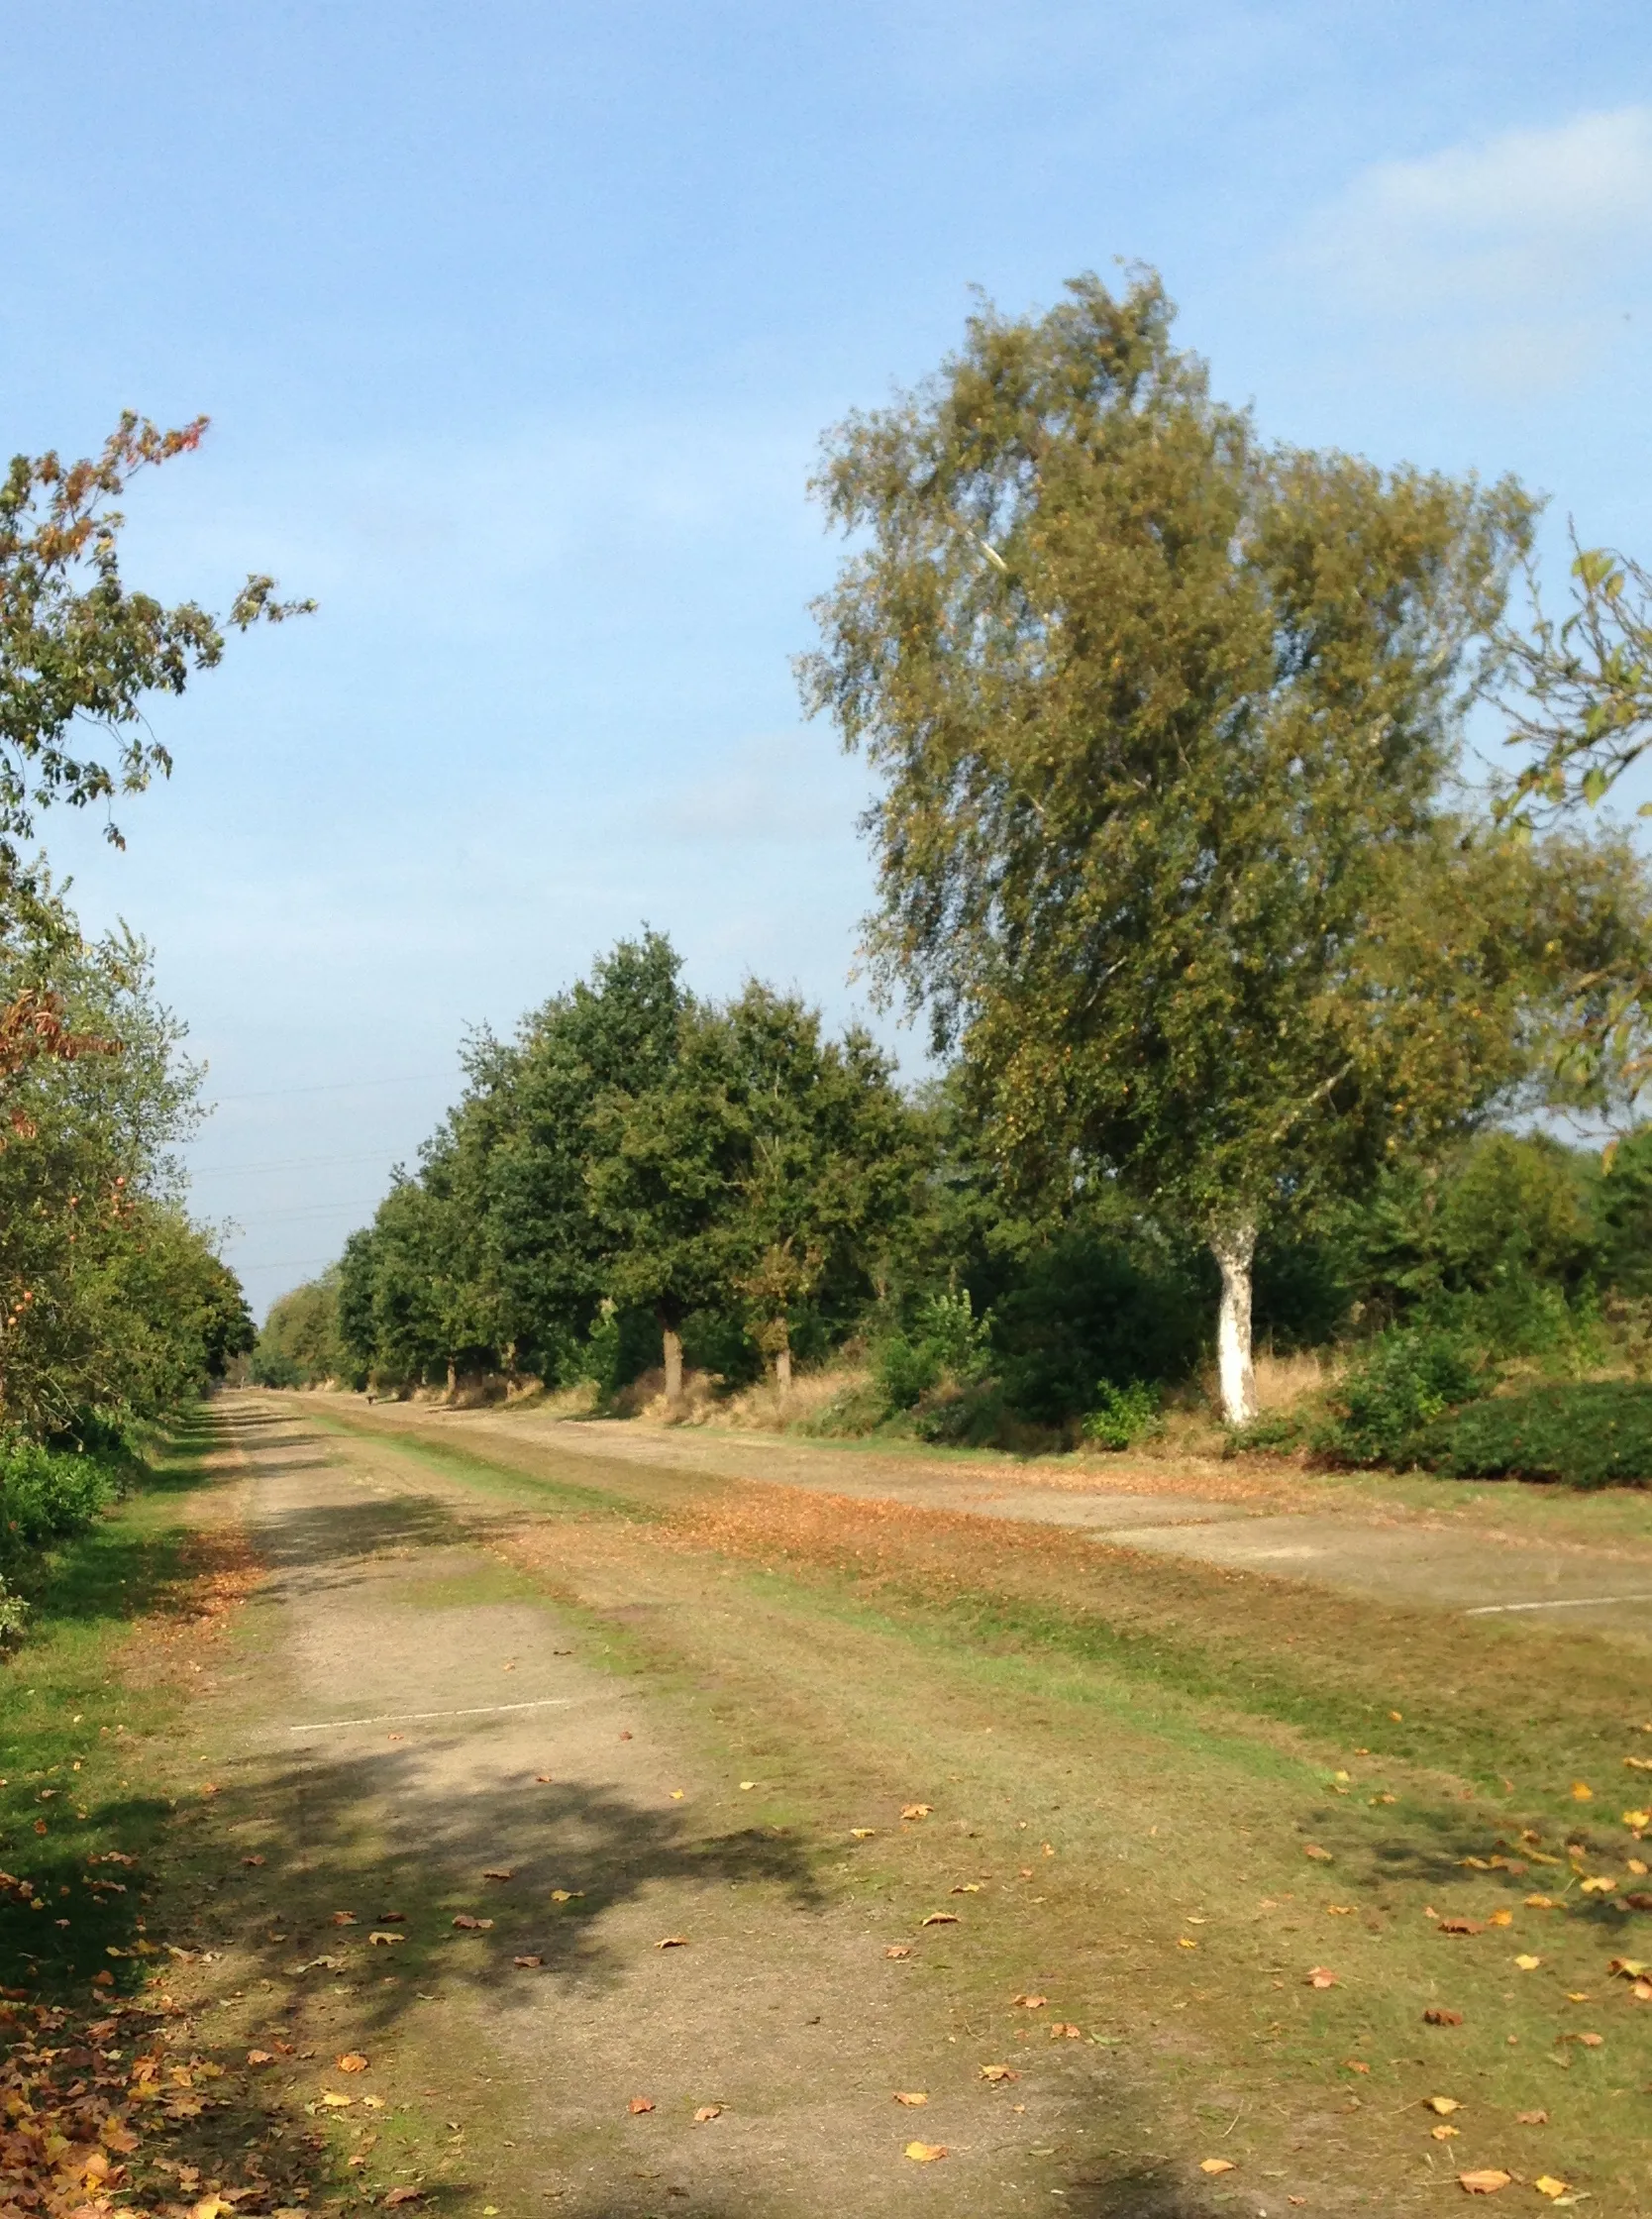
[{"left": 266, "top": 267, "right": 1652, "bottom": 1433}]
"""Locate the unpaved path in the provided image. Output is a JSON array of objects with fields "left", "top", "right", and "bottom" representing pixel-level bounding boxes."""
[
  {"left": 202, "top": 1395, "right": 1144, "bottom": 2219},
  {"left": 337, "top": 1399, "right": 1652, "bottom": 1648}
]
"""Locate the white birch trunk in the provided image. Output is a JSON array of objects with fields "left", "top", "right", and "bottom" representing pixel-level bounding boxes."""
[
  {"left": 1209, "top": 1222, "right": 1258, "bottom": 1426},
  {"left": 662, "top": 1326, "right": 684, "bottom": 1410},
  {"left": 774, "top": 1337, "right": 792, "bottom": 1395}
]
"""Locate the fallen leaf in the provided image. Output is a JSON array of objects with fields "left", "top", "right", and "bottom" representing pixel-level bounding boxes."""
[
  {"left": 513, "top": 1955, "right": 544, "bottom": 1968},
  {"left": 619, "top": 1729, "right": 632, "bottom": 1740},
  {"left": 1177, "top": 1937, "right": 1198, "bottom": 1950},
  {"left": 1515, "top": 1955, "right": 1543, "bottom": 1970},
  {"left": 901, "top": 1804, "right": 932, "bottom": 1821},
  {"left": 979, "top": 2064, "right": 1019, "bottom": 2082},
  {"left": 1424, "top": 2096, "right": 1462, "bottom": 2116},
  {"left": 921, "top": 1912, "right": 960, "bottom": 1927},
  {"left": 242, "top": 1854, "right": 265, "bottom": 1867},
  {"left": 656, "top": 1936, "right": 689, "bottom": 1949},
  {"left": 247, "top": 2049, "right": 274, "bottom": 2065},
  {"left": 1342, "top": 2059, "right": 1370, "bottom": 2073},
  {"left": 851, "top": 1828, "right": 877, "bottom": 1840},
  {"left": 368, "top": 1931, "right": 405, "bottom": 1946},
  {"left": 535, "top": 1773, "right": 554, "bottom": 1783},
  {"left": 670, "top": 1790, "right": 685, "bottom": 1801},
  {"left": 549, "top": 1889, "right": 584, "bottom": 1903},
  {"left": 1516, "top": 2111, "right": 1549, "bottom": 2125},
  {"left": 1050, "top": 2023, "right": 1082, "bottom": 2039},
  {"left": 1305, "top": 1966, "right": 1339, "bottom": 1989},
  {"left": 1438, "top": 1919, "right": 1483, "bottom": 1936},
  {"left": 951, "top": 1882, "right": 982, "bottom": 1894},
  {"left": 692, "top": 2104, "right": 722, "bottom": 2124},
  {"left": 1575, "top": 2031, "right": 1603, "bottom": 2047},
  {"left": 1488, "top": 1909, "right": 1513, "bottom": 1928},
  {"left": 1571, "top": 1782, "right": 1594, "bottom": 1802},
  {"left": 331, "top": 1912, "right": 359, "bottom": 1927},
  {"left": 1622, "top": 1808, "right": 1651, "bottom": 1828},
  {"left": 1326, "top": 1904, "right": 1355, "bottom": 1916},
  {"left": 1607, "top": 1957, "right": 1649, "bottom": 1978},
  {"left": 1424, "top": 2009, "right": 1464, "bottom": 2026},
  {"left": 1533, "top": 2180, "right": 1570, "bottom": 2201},
  {"left": 740, "top": 1780, "right": 756, "bottom": 1790},
  {"left": 893, "top": 2091, "right": 928, "bottom": 2106},
  {"left": 1459, "top": 2170, "right": 1512, "bottom": 2195},
  {"left": 884, "top": 1945, "right": 912, "bottom": 1959},
  {"left": 1580, "top": 1876, "right": 1615, "bottom": 1894},
  {"left": 904, "top": 2142, "right": 948, "bottom": 2163},
  {"left": 1303, "top": 1844, "right": 1333, "bottom": 1862},
  {"left": 628, "top": 2096, "right": 655, "bottom": 2115},
  {"left": 1012, "top": 1993, "right": 1048, "bottom": 2008},
  {"left": 1632, "top": 1978, "right": 1652, "bottom": 2001},
  {"left": 376, "top": 1910, "right": 406, "bottom": 1922},
  {"left": 338, "top": 2054, "right": 369, "bottom": 2073},
  {"left": 1525, "top": 1895, "right": 1555, "bottom": 1909},
  {"left": 1199, "top": 2159, "right": 1236, "bottom": 2176},
  {"left": 451, "top": 1915, "right": 493, "bottom": 1931},
  {"left": 383, "top": 2188, "right": 423, "bottom": 2205},
  {"left": 481, "top": 1868, "right": 514, "bottom": 1881},
  {"left": 319, "top": 2091, "right": 354, "bottom": 2109},
  {"left": 1432, "top": 2126, "right": 1461, "bottom": 2141}
]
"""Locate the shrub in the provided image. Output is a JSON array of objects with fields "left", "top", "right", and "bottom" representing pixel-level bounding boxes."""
[
  {"left": 876, "top": 1291, "right": 991, "bottom": 1412},
  {"left": 1083, "top": 1379, "right": 1162, "bottom": 1450},
  {"left": 0, "top": 1437, "right": 120, "bottom": 1585},
  {"left": 1416, "top": 1382, "right": 1652, "bottom": 1488},
  {"left": 1314, "top": 1329, "right": 1477, "bottom": 1465}
]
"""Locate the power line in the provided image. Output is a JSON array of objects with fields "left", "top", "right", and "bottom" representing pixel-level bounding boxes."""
[
  {"left": 189, "top": 1149, "right": 398, "bottom": 1178},
  {"left": 210, "top": 1070, "right": 458, "bottom": 1105}
]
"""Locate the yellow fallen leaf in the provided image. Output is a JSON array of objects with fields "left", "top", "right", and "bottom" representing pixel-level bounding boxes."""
[
  {"left": 904, "top": 2142, "right": 948, "bottom": 2163},
  {"left": 921, "top": 1912, "right": 959, "bottom": 1927},
  {"left": 1177, "top": 1937, "right": 1198, "bottom": 1950},
  {"left": 319, "top": 2091, "right": 354, "bottom": 2108},
  {"left": 1199, "top": 2159, "right": 1236, "bottom": 2175},
  {"left": 692, "top": 2104, "right": 722, "bottom": 2123},
  {"left": 1459, "top": 2170, "right": 1512, "bottom": 2194},
  {"left": 1525, "top": 1895, "right": 1555, "bottom": 1909},
  {"left": 1424, "top": 2095, "right": 1461, "bottom": 2115},
  {"left": 1571, "top": 1782, "right": 1594, "bottom": 1801},
  {"left": 1011, "top": 1993, "right": 1048, "bottom": 2008},
  {"left": 1303, "top": 1844, "right": 1333, "bottom": 1861},
  {"left": 893, "top": 2091, "right": 928, "bottom": 2106},
  {"left": 670, "top": 1789, "right": 685, "bottom": 1801},
  {"left": 979, "top": 2063, "right": 1019, "bottom": 2083},
  {"left": 1534, "top": 2180, "right": 1569, "bottom": 2201},
  {"left": 549, "top": 1890, "right": 584, "bottom": 1904},
  {"left": 1580, "top": 1876, "right": 1615, "bottom": 1893},
  {"left": 655, "top": 1935, "right": 688, "bottom": 1949},
  {"left": 368, "top": 1931, "right": 405, "bottom": 1946},
  {"left": 361, "top": 2096, "right": 385, "bottom": 2109},
  {"left": 739, "top": 1781, "right": 755, "bottom": 1791},
  {"left": 901, "top": 1804, "right": 932, "bottom": 1821},
  {"left": 1514, "top": 1955, "right": 1542, "bottom": 1970},
  {"left": 337, "top": 2054, "right": 368, "bottom": 2073},
  {"left": 1432, "top": 2125, "right": 1461, "bottom": 2141},
  {"left": 1623, "top": 1809, "right": 1651, "bottom": 1828},
  {"left": 1488, "top": 1909, "right": 1513, "bottom": 1928},
  {"left": 1305, "top": 1966, "right": 1339, "bottom": 1988},
  {"left": 884, "top": 1945, "right": 911, "bottom": 1959},
  {"left": 850, "top": 1828, "right": 877, "bottom": 1839}
]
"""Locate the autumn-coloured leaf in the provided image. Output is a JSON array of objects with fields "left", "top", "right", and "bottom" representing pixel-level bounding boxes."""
[
  {"left": 921, "top": 1912, "right": 959, "bottom": 1927},
  {"left": 1607, "top": 1956, "right": 1648, "bottom": 1978},
  {"left": 1199, "top": 2159, "right": 1236, "bottom": 2176},
  {"left": 951, "top": 1882, "right": 982, "bottom": 1894},
  {"left": 1575, "top": 2031, "right": 1603, "bottom": 2047},
  {"left": 1437, "top": 1918, "right": 1482, "bottom": 1935},
  {"left": 979, "top": 2064, "right": 1019, "bottom": 2082},
  {"left": 904, "top": 2142, "right": 948, "bottom": 2162},
  {"left": 1012, "top": 1993, "right": 1048, "bottom": 2007},
  {"left": 1533, "top": 2179, "right": 1569, "bottom": 2200},
  {"left": 1515, "top": 1953, "right": 1543, "bottom": 1969},
  {"left": 535, "top": 1773, "right": 554, "bottom": 1783},
  {"left": 1424, "top": 2009, "right": 1464, "bottom": 2026},
  {"left": 885, "top": 1944, "right": 912, "bottom": 1959},
  {"left": 1632, "top": 1978, "right": 1652, "bottom": 2001},
  {"left": 670, "top": 1789, "right": 685, "bottom": 1801},
  {"left": 513, "top": 1955, "right": 544, "bottom": 1968},
  {"left": 1525, "top": 1895, "right": 1555, "bottom": 1909},
  {"left": 451, "top": 1914, "right": 493, "bottom": 1931},
  {"left": 383, "top": 2187, "right": 423, "bottom": 2204},
  {"left": 1177, "top": 1937, "right": 1198, "bottom": 1950},
  {"left": 1424, "top": 2096, "right": 1461, "bottom": 2116},
  {"left": 1516, "top": 2111, "right": 1549, "bottom": 2126},
  {"left": 549, "top": 1888, "right": 584, "bottom": 1903},
  {"left": 740, "top": 1780, "right": 756, "bottom": 1791},
  {"left": 693, "top": 2104, "right": 722, "bottom": 2123},
  {"left": 1342, "top": 2059, "right": 1370, "bottom": 2073},
  {"left": 242, "top": 1854, "right": 265, "bottom": 1867},
  {"left": 628, "top": 2096, "right": 655, "bottom": 2115},
  {"left": 318, "top": 2091, "right": 354, "bottom": 2108},
  {"left": 1487, "top": 1909, "right": 1512, "bottom": 1928},
  {"left": 1622, "top": 1808, "right": 1651, "bottom": 1828},
  {"left": 481, "top": 1868, "right": 514, "bottom": 1881},
  {"left": 338, "top": 2054, "right": 368, "bottom": 2073},
  {"left": 331, "top": 1911, "right": 359, "bottom": 1926},
  {"left": 1049, "top": 2021, "right": 1082, "bottom": 2039},
  {"left": 851, "top": 1827, "right": 877, "bottom": 1839},
  {"left": 893, "top": 2091, "right": 928, "bottom": 2106},
  {"left": 656, "top": 1936, "right": 689, "bottom": 1949},
  {"left": 619, "top": 1729, "right": 633, "bottom": 1740},
  {"left": 1432, "top": 2125, "right": 1461, "bottom": 2142},
  {"left": 1579, "top": 1875, "right": 1615, "bottom": 1894},
  {"left": 1303, "top": 1844, "right": 1333, "bottom": 1862},
  {"left": 368, "top": 1931, "right": 405, "bottom": 1946},
  {"left": 901, "top": 1804, "right": 932, "bottom": 1821},
  {"left": 376, "top": 1910, "right": 406, "bottom": 1922},
  {"left": 1458, "top": 2170, "right": 1512, "bottom": 2195},
  {"left": 247, "top": 2049, "right": 274, "bottom": 2065},
  {"left": 1326, "top": 1904, "right": 1355, "bottom": 1916},
  {"left": 1571, "top": 1781, "right": 1594, "bottom": 1801},
  {"left": 1305, "top": 1966, "right": 1339, "bottom": 1989}
]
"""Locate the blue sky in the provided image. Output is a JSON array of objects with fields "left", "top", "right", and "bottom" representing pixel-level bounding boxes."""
[{"left": 4, "top": 0, "right": 1650, "bottom": 1316}]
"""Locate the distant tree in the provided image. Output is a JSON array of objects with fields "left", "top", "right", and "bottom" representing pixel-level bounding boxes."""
[
  {"left": 254, "top": 1273, "right": 345, "bottom": 1389},
  {"left": 802, "top": 267, "right": 1636, "bottom": 1421}
]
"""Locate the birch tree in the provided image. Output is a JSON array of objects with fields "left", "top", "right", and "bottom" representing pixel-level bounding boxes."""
[{"left": 799, "top": 270, "right": 1543, "bottom": 1423}]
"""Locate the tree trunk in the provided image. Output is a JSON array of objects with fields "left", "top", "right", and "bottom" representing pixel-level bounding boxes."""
[
  {"left": 446, "top": 1358, "right": 458, "bottom": 1402},
  {"left": 1209, "top": 1222, "right": 1258, "bottom": 1426},
  {"left": 774, "top": 1331, "right": 792, "bottom": 1396},
  {"left": 662, "top": 1325, "right": 684, "bottom": 1411}
]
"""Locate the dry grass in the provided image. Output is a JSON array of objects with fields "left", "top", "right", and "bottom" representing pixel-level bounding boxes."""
[
  {"left": 1251, "top": 1347, "right": 1334, "bottom": 1412},
  {"left": 699, "top": 1360, "right": 871, "bottom": 1432}
]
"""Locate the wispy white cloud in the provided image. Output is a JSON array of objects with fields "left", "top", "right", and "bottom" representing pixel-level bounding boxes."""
[{"left": 1298, "top": 108, "right": 1652, "bottom": 389}]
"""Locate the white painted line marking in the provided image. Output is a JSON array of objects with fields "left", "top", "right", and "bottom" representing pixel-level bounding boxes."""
[
  {"left": 1463, "top": 1592, "right": 1652, "bottom": 1617},
  {"left": 289, "top": 1697, "right": 577, "bottom": 1732}
]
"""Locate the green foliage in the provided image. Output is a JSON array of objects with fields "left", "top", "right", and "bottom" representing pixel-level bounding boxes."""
[
  {"left": 1314, "top": 1329, "right": 1478, "bottom": 1466},
  {"left": 987, "top": 1223, "right": 1207, "bottom": 1422},
  {"left": 253, "top": 1273, "right": 349, "bottom": 1388},
  {"left": 1083, "top": 1379, "right": 1162, "bottom": 1450},
  {"left": 875, "top": 1290, "right": 990, "bottom": 1412},
  {"left": 1413, "top": 1381, "right": 1652, "bottom": 1489},
  {"left": 0, "top": 414, "right": 308, "bottom": 872},
  {"left": 0, "top": 1433, "right": 124, "bottom": 1624}
]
